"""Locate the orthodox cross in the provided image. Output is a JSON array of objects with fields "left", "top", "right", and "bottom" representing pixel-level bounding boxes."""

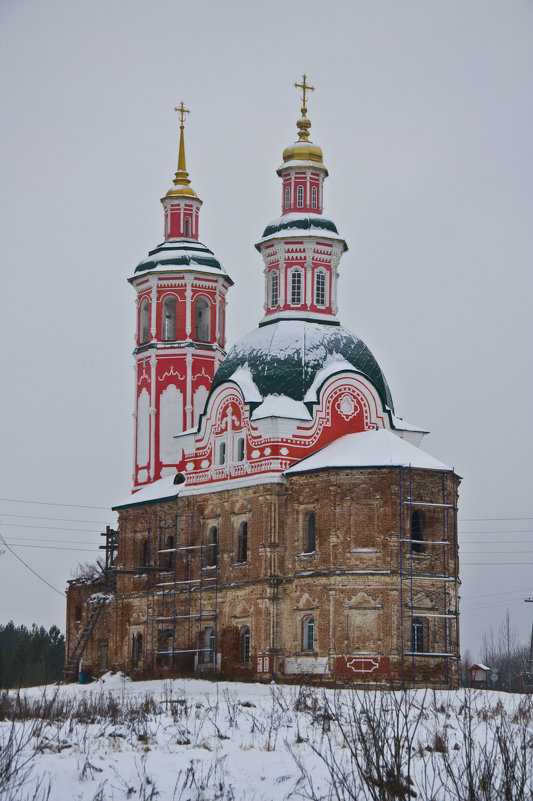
[
  {"left": 294, "top": 74, "right": 315, "bottom": 108},
  {"left": 174, "top": 101, "right": 190, "bottom": 128}
]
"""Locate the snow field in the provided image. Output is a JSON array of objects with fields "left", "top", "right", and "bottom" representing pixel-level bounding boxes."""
[{"left": 1, "top": 674, "right": 532, "bottom": 800}]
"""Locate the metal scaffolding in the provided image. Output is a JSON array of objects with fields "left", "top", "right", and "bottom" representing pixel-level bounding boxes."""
[
  {"left": 143, "top": 511, "right": 219, "bottom": 677},
  {"left": 398, "top": 465, "right": 460, "bottom": 688}
]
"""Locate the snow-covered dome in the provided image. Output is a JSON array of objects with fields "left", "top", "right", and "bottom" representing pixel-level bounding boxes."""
[
  {"left": 211, "top": 319, "right": 394, "bottom": 413},
  {"left": 134, "top": 239, "right": 230, "bottom": 278}
]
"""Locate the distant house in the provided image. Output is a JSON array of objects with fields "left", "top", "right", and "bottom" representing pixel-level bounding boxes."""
[{"left": 469, "top": 663, "right": 492, "bottom": 688}]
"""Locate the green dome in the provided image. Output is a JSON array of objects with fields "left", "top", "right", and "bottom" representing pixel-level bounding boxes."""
[{"left": 212, "top": 319, "right": 394, "bottom": 413}]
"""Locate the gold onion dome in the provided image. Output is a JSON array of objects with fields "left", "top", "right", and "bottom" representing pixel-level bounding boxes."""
[
  {"left": 163, "top": 102, "right": 201, "bottom": 201},
  {"left": 278, "top": 74, "right": 327, "bottom": 175}
]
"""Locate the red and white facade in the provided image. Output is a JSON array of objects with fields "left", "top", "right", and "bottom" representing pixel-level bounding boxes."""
[{"left": 129, "top": 123, "right": 232, "bottom": 489}]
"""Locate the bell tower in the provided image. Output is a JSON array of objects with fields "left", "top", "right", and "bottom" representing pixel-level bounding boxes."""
[
  {"left": 255, "top": 75, "right": 347, "bottom": 326},
  {"left": 129, "top": 104, "right": 233, "bottom": 489}
]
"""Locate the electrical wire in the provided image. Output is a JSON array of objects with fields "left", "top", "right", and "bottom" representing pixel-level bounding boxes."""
[
  {"left": 0, "top": 512, "right": 108, "bottom": 524},
  {"left": 0, "top": 533, "right": 64, "bottom": 597},
  {"left": 4, "top": 543, "right": 97, "bottom": 553},
  {"left": 0, "top": 522, "right": 104, "bottom": 533},
  {"left": 0, "top": 497, "right": 110, "bottom": 510}
]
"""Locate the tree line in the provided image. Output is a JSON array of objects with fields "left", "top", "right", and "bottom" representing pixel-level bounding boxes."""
[{"left": 0, "top": 622, "right": 65, "bottom": 689}]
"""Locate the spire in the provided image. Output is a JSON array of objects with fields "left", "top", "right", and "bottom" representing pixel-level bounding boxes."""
[
  {"left": 173, "top": 101, "right": 191, "bottom": 187},
  {"left": 294, "top": 74, "right": 315, "bottom": 142}
]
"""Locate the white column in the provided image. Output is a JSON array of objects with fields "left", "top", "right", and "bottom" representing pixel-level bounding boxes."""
[
  {"left": 132, "top": 361, "right": 138, "bottom": 484},
  {"left": 150, "top": 277, "right": 157, "bottom": 339},
  {"left": 277, "top": 245, "right": 286, "bottom": 307},
  {"left": 149, "top": 355, "right": 157, "bottom": 480},
  {"left": 185, "top": 275, "right": 192, "bottom": 339},
  {"left": 185, "top": 351, "right": 192, "bottom": 430}
]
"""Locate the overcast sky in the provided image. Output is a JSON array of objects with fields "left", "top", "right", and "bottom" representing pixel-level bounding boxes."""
[{"left": 0, "top": 0, "right": 532, "bottom": 660}]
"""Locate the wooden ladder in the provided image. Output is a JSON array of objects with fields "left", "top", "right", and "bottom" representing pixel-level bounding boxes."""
[{"left": 61, "top": 597, "right": 107, "bottom": 682}]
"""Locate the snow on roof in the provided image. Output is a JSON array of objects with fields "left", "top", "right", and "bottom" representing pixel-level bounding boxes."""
[
  {"left": 303, "top": 354, "right": 356, "bottom": 402},
  {"left": 285, "top": 429, "right": 451, "bottom": 474},
  {"left": 389, "top": 412, "right": 429, "bottom": 433},
  {"left": 112, "top": 475, "right": 182, "bottom": 510},
  {"left": 251, "top": 394, "right": 312, "bottom": 421},
  {"left": 227, "top": 365, "right": 262, "bottom": 403}
]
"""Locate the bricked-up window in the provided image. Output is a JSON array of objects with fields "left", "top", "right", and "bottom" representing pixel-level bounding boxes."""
[
  {"left": 270, "top": 271, "right": 279, "bottom": 308},
  {"left": 297, "top": 185, "right": 304, "bottom": 208},
  {"left": 162, "top": 296, "right": 177, "bottom": 341},
  {"left": 412, "top": 617, "right": 426, "bottom": 653},
  {"left": 237, "top": 521, "right": 248, "bottom": 563},
  {"left": 303, "top": 513, "right": 316, "bottom": 553},
  {"left": 411, "top": 511, "right": 425, "bottom": 554},
  {"left": 303, "top": 616, "right": 315, "bottom": 651},
  {"left": 291, "top": 269, "right": 302, "bottom": 304},
  {"left": 140, "top": 539, "right": 148, "bottom": 568},
  {"left": 139, "top": 299, "right": 150, "bottom": 344},
  {"left": 241, "top": 626, "right": 251, "bottom": 662},
  {"left": 315, "top": 271, "right": 326, "bottom": 307},
  {"left": 284, "top": 185, "right": 290, "bottom": 209},
  {"left": 163, "top": 535, "right": 174, "bottom": 570},
  {"left": 206, "top": 526, "right": 218, "bottom": 567}
]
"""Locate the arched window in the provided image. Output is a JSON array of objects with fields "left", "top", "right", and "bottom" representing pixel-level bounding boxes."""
[
  {"left": 303, "top": 512, "right": 316, "bottom": 553},
  {"left": 412, "top": 617, "right": 426, "bottom": 653},
  {"left": 218, "top": 300, "right": 224, "bottom": 346},
  {"left": 139, "top": 299, "right": 150, "bottom": 344},
  {"left": 163, "top": 535, "right": 174, "bottom": 570},
  {"left": 315, "top": 271, "right": 326, "bottom": 307},
  {"left": 194, "top": 297, "right": 210, "bottom": 342},
  {"left": 291, "top": 270, "right": 302, "bottom": 305},
  {"left": 237, "top": 521, "right": 248, "bottom": 563},
  {"left": 297, "top": 185, "right": 304, "bottom": 208},
  {"left": 270, "top": 271, "right": 279, "bottom": 308},
  {"left": 217, "top": 440, "right": 226, "bottom": 465},
  {"left": 184, "top": 216, "right": 191, "bottom": 237},
  {"left": 303, "top": 616, "right": 315, "bottom": 651},
  {"left": 162, "top": 296, "right": 177, "bottom": 341},
  {"left": 311, "top": 185, "right": 318, "bottom": 209},
  {"left": 236, "top": 436, "right": 245, "bottom": 462},
  {"left": 240, "top": 626, "right": 251, "bottom": 663},
  {"left": 204, "top": 627, "right": 216, "bottom": 663},
  {"left": 133, "top": 633, "right": 143, "bottom": 665},
  {"left": 206, "top": 526, "right": 218, "bottom": 567},
  {"left": 411, "top": 511, "right": 425, "bottom": 553},
  {"left": 284, "top": 185, "right": 290, "bottom": 210}
]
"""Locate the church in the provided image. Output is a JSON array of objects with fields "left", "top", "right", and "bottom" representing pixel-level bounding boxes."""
[{"left": 65, "top": 78, "right": 460, "bottom": 687}]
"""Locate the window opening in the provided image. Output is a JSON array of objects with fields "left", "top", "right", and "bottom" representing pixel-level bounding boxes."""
[
  {"left": 140, "top": 539, "right": 148, "bottom": 568},
  {"left": 303, "top": 617, "right": 315, "bottom": 651},
  {"left": 203, "top": 627, "right": 216, "bottom": 663},
  {"left": 236, "top": 437, "right": 245, "bottom": 462},
  {"left": 303, "top": 512, "right": 316, "bottom": 553},
  {"left": 411, "top": 511, "right": 425, "bottom": 553},
  {"left": 241, "top": 627, "right": 251, "bottom": 663},
  {"left": 297, "top": 185, "right": 304, "bottom": 208},
  {"left": 284, "top": 185, "right": 290, "bottom": 209},
  {"left": 291, "top": 270, "right": 302, "bottom": 305},
  {"left": 412, "top": 617, "right": 425, "bottom": 653},
  {"left": 184, "top": 216, "right": 191, "bottom": 237},
  {"left": 311, "top": 185, "right": 318, "bottom": 209},
  {"left": 237, "top": 521, "right": 248, "bottom": 563},
  {"left": 206, "top": 526, "right": 218, "bottom": 567},
  {"left": 270, "top": 271, "right": 279, "bottom": 308},
  {"left": 133, "top": 633, "right": 143, "bottom": 665},
  {"left": 139, "top": 299, "right": 150, "bottom": 344},
  {"left": 194, "top": 297, "right": 210, "bottom": 342},
  {"left": 218, "top": 300, "right": 224, "bottom": 346},
  {"left": 218, "top": 440, "right": 226, "bottom": 465},
  {"left": 163, "top": 535, "right": 174, "bottom": 570},
  {"left": 162, "top": 297, "right": 177, "bottom": 341},
  {"left": 315, "top": 271, "right": 326, "bottom": 307}
]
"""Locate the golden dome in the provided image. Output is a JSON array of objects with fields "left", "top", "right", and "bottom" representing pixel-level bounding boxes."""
[
  {"left": 163, "top": 102, "right": 201, "bottom": 202},
  {"left": 278, "top": 74, "right": 327, "bottom": 174}
]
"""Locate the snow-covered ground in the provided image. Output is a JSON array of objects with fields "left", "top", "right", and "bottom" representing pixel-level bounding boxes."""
[{"left": 1, "top": 674, "right": 532, "bottom": 801}]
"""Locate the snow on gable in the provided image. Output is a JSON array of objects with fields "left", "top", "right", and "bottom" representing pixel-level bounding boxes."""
[
  {"left": 227, "top": 364, "right": 262, "bottom": 403},
  {"left": 303, "top": 353, "right": 357, "bottom": 402},
  {"left": 251, "top": 394, "right": 312, "bottom": 421},
  {"left": 113, "top": 475, "right": 182, "bottom": 510}
]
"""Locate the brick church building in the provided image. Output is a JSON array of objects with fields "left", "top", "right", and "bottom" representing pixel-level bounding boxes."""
[{"left": 65, "top": 79, "right": 460, "bottom": 687}]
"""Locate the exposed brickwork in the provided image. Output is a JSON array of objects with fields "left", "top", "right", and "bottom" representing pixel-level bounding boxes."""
[{"left": 66, "top": 466, "right": 460, "bottom": 687}]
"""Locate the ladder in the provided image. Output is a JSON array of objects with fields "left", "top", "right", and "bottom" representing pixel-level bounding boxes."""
[{"left": 61, "top": 597, "right": 108, "bottom": 682}]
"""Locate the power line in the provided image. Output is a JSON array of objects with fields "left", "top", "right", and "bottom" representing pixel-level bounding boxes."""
[
  {"left": 4, "top": 537, "right": 98, "bottom": 545},
  {"left": 0, "top": 497, "right": 110, "bottom": 510},
  {"left": 0, "top": 512, "right": 108, "bottom": 525},
  {"left": 0, "top": 533, "right": 64, "bottom": 597},
  {"left": 0, "top": 522, "right": 103, "bottom": 534},
  {"left": 5, "top": 543, "right": 97, "bottom": 553},
  {"left": 459, "top": 517, "right": 533, "bottom": 522}
]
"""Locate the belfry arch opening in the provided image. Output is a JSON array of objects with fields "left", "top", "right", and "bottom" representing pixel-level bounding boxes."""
[{"left": 194, "top": 297, "right": 210, "bottom": 342}]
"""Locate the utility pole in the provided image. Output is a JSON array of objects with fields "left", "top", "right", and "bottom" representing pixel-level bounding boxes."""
[{"left": 525, "top": 598, "right": 533, "bottom": 673}]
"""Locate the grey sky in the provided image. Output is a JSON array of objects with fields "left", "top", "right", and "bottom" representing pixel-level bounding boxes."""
[{"left": 0, "top": 0, "right": 532, "bottom": 659}]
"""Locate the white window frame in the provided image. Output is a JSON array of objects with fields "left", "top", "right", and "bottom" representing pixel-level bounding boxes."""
[
  {"left": 290, "top": 268, "right": 303, "bottom": 305},
  {"left": 311, "top": 185, "right": 318, "bottom": 209},
  {"left": 315, "top": 270, "right": 327, "bottom": 307},
  {"left": 296, "top": 185, "right": 304, "bottom": 208},
  {"left": 270, "top": 271, "right": 279, "bottom": 308}
]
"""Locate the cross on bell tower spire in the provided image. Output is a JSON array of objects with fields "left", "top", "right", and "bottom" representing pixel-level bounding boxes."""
[
  {"left": 173, "top": 101, "right": 191, "bottom": 186},
  {"left": 294, "top": 74, "right": 315, "bottom": 142}
]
